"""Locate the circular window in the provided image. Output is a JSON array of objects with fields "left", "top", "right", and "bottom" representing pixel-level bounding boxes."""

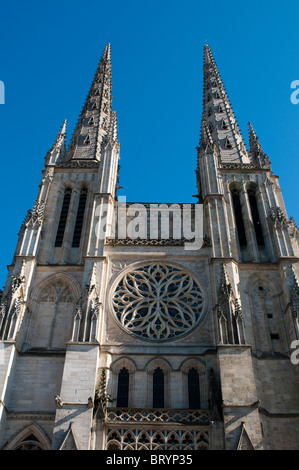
[{"left": 111, "top": 263, "right": 205, "bottom": 341}]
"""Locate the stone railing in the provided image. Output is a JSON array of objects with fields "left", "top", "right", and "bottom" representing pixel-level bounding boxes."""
[{"left": 105, "top": 408, "right": 211, "bottom": 426}]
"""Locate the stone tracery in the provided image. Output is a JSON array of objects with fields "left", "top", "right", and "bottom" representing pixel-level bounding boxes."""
[{"left": 111, "top": 263, "right": 205, "bottom": 341}]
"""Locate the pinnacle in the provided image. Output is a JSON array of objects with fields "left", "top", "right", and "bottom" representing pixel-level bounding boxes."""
[
  {"left": 103, "top": 43, "right": 111, "bottom": 61},
  {"left": 204, "top": 43, "right": 211, "bottom": 55},
  {"left": 97, "top": 43, "right": 111, "bottom": 66},
  {"left": 248, "top": 121, "right": 256, "bottom": 137},
  {"left": 203, "top": 44, "right": 217, "bottom": 69},
  {"left": 248, "top": 122, "right": 270, "bottom": 166},
  {"left": 60, "top": 119, "right": 67, "bottom": 135},
  {"left": 248, "top": 121, "right": 261, "bottom": 149}
]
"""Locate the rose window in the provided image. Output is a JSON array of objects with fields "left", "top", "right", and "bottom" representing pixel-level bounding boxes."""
[{"left": 111, "top": 263, "right": 205, "bottom": 341}]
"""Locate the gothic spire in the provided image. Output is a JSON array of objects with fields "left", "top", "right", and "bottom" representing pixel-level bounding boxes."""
[
  {"left": 248, "top": 122, "right": 270, "bottom": 167},
  {"left": 64, "top": 43, "right": 113, "bottom": 162},
  {"left": 200, "top": 45, "right": 250, "bottom": 164}
]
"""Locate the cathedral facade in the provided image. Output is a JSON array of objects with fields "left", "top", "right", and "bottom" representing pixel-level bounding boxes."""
[{"left": 0, "top": 44, "right": 299, "bottom": 451}]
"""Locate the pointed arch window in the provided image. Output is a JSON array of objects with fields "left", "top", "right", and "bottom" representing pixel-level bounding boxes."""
[
  {"left": 15, "top": 434, "right": 44, "bottom": 450},
  {"left": 247, "top": 188, "right": 265, "bottom": 247},
  {"left": 55, "top": 188, "right": 72, "bottom": 247},
  {"left": 231, "top": 188, "right": 247, "bottom": 247},
  {"left": 84, "top": 135, "right": 90, "bottom": 145},
  {"left": 188, "top": 368, "right": 201, "bottom": 409},
  {"left": 225, "top": 137, "right": 233, "bottom": 149},
  {"left": 221, "top": 119, "right": 228, "bottom": 129},
  {"left": 153, "top": 368, "right": 164, "bottom": 408},
  {"left": 117, "top": 368, "right": 130, "bottom": 408},
  {"left": 72, "top": 188, "right": 88, "bottom": 248}
]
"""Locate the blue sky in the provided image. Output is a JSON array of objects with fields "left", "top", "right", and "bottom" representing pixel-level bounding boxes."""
[{"left": 0, "top": 0, "right": 298, "bottom": 288}]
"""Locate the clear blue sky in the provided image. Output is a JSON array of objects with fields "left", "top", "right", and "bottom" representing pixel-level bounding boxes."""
[{"left": 0, "top": 0, "right": 298, "bottom": 288}]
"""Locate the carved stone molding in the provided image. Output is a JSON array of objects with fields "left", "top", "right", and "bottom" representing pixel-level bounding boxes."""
[
  {"left": 106, "top": 238, "right": 192, "bottom": 247},
  {"left": 56, "top": 161, "right": 100, "bottom": 169}
]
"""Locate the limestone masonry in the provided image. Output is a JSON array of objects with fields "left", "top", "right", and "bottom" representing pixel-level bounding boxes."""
[{"left": 0, "top": 44, "right": 298, "bottom": 450}]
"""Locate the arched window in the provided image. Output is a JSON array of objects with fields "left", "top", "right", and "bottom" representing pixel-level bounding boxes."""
[
  {"left": 231, "top": 188, "right": 247, "bottom": 247},
  {"left": 72, "top": 188, "right": 87, "bottom": 248},
  {"left": 247, "top": 188, "right": 265, "bottom": 247},
  {"left": 225, "top": 137, "right": 233, "bottom": 149},
  {"left": 72, "top": 188, "right": 88, "bottom": 247},
  {"left": 117, "top": 368, "right": 130, "bottom": 407},
  {"left": 3, "top": 423, "right": 51, "bottom": 450},
  {"left": 188, "top": 368, "right": 201, "bottom": 409},
  {"left": 153, "top": 368, "right": 164, "bottom": 408},
  {"left": 15, "top": 434, "right": 44, "bottom": 450},
  {"left": 55, "top": 188, "right": 72, "bottom": 247}
]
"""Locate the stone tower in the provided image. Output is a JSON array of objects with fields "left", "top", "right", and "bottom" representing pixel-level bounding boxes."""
[{"left": 0, "top": 44, "right": 298, "bottom": 451}]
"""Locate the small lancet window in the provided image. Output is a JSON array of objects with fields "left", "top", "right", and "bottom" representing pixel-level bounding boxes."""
[
  {"left": 207, "top": 108, "right": 212, "bottom": 117},
  {"left": 218, "top": 104, "right": 224, "bottom": 113},
  {"left": 188, "top": 368, "right": 201, "bottom": 409},
  {"left": 88, "top": 117, "right": 94, "bottom": 126},
  {"left": 221, "top": 119, "right": 228, "bottom": 129},
  {"left": 94, "top": 88, "right": 100, "bottom": 96},
  {"left": 116, "top": 368, "right": 130, "bottom": 408},
  {"left": 72, "top": 188, "right": 88, "bottom": 248},
  {"left": 247, "top": 188, "right": 265, "bottom": 247},
  {"left": 84, "top": 135, "right": 90, "bottom": 145},
  {"left": 54, "top": 188, "right": 72, "bottom": 247},
  {"left": 225, "top": 137, "right": 233, "bottom": 149},
  {"left": 215, "top": 90, "right": 220, "bottom": 99},
  {"left": 153, "top": 368, "right": 164, "bottom": 408},
  {"left": 91, "top": 101, "right": 97, "bottom": 109},
  {"left": 231, "top": 188, "right": 247, "bottom": 247}
]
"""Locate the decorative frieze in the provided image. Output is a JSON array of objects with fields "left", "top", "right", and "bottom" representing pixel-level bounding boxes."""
[
  {"left": 106, "top": 238, "right": 191, "bottom": 247},
  {"left": 56, "top": 161, "right": 100, "bottom": 168}
]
